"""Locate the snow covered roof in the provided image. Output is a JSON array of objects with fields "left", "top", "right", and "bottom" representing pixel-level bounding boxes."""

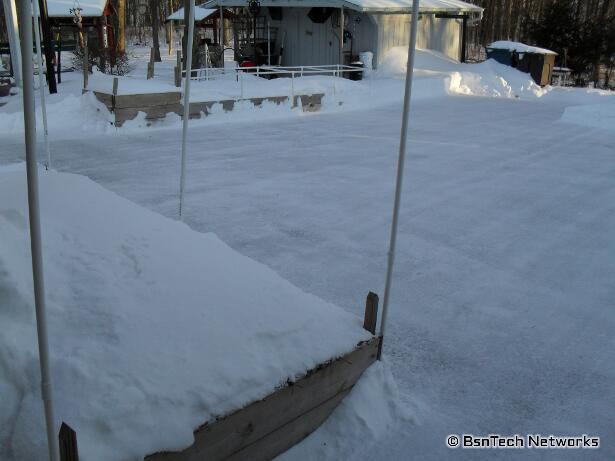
[
  {"left": 46, "top": 0, "right": 108, "bottom": 17},
  {"left": 203, "top": 0, "right": 483, "bottom": 14},
  {"left": 487, "top": 41, "right": 557, "bottom": 55},
  {"left": 167, "top": 6, "right": 218, "bottom": 21}
]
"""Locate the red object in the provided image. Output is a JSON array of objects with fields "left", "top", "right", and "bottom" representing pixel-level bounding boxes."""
[{"left": 240, "top": 60, "right": 256, "bottom": 68}]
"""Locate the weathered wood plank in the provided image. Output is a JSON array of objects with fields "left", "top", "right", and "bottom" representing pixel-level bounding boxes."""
[
  {"left": 114, "top": 104, "right": 183, "bottom": 125},
  {"left": 93, "top": 91, "right": 113, "bottom": 108},
  {"left": 295, "top": 93, "right": 324, "bottom": 111},
  {"left": 59, "top": 422, "right": 79, "bottom": 461},
  {"left": 226, "top": 388, "right": 351, "bottom": 461},
  {"left": 363, "top": 292, "right": 379, "bottom": 335},
  {"left": 95, "top": 91, "right": 326, "bottom": 126},
  {"left": 146, "top": 337, "right": 379, "bottom": 461},
  {"left": 113, "top": 92, "right": 182, "bottom": 109}
]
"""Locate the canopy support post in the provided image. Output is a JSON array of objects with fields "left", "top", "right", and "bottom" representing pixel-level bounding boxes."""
[
  {"left": 378, "top": 0, "right": 420, "bottom": 361},
  {"left": 339, "top": 6, "right": 344, "bottom": 70},
  {"left": 17, "top": 0, "right": 59, "bottom": 458},
  {"left": 220, "top": 6, "right": 225, "bottom": 46},
  {"left": 178, "top": 0, "right": 195, "bottom": 219},
  {"left": 461, "top": 14, "right": 468, "bottom": 63},
  {"left": 37, "top": 0, "right": 58, "bottom": 93},
  {"left": 33, "top": 0, "right": 52, "bottom": 170},
  {"left": 2, "top": 0, "right": 22, "bottom": 86}
]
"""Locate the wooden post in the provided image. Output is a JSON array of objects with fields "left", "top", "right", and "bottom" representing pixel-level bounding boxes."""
[
  {"left": 219, "top": 6, "right": 224, "bottom": 46},
  {"left": 150, "top": 0, "right": 161, "bottom": 61},
  {"left": 58, "top": 422, "right": 79, "bottom": 461},
  {"left": 363, "top": 292, "right": 379, "bottom": 335},
  {"left": 461, "top": 14, "right": 468, "bottom": 63},
  {"left": 38, "top": 0, "right": 58, "bottom": 93},
  {"left": 147, "top": 47, "right": 155, "bottom": 79},
  {"left": 82, "top": 41, "right": 88, "bottom": 91},
  {"left": 56, "top": 30, "right": 62, "bottom": 84},
  {"left": 174, "top": 49, "right": 182, "bottom": 87},
  {"left": 111, "top": 76, "right": 118, "bottom": 112}
]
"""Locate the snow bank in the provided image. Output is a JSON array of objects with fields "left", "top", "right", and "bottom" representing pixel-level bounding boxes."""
[
  {"left": 560, "top": 102, "right": 615, "bottom": 131},
  {"left": 0, "top": 164, "right": 370, "bottom": 460},
  {"left": 88, "top": 68, "right": 180, "bottom": 95},
  {"left": 446, "top": 60, "right": 548, "bottom": 99},
  {"left": 277, "top": 360, "right": 411, "bottom": 460},
  {"left": 377, "top": 47, "right": 461, "bottom": 76},
  {"left": 0, "top": 90, "right": 112, "bottom": 136},
  {"left": 376, "top": 47, "right": 547, "bottom": 100}
]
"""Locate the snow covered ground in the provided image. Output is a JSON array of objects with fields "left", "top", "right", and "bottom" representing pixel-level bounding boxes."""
[{"left": 1, "top": 47, "right": 614, "bottom": 460}]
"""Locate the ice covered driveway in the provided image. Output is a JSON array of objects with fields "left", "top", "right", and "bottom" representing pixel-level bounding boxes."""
[{"left": 1, "top": 93, "right": 614, "bottom": 460}]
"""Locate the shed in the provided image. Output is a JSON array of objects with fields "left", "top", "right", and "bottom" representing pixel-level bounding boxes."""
[
  {"left": 166, "top": 6, "right": 236, "bottom": 46},
  {"left": 486, "top": 41, "right": 557, "bottom": 87},
  {"left": 201, "top": 0, "right": 483, "bottom": 68},
  {"left": 45, "top": 0, "right": 116, "bottom": 51}
]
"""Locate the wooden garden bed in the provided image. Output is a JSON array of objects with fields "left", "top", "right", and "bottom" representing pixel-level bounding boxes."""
[
  {"left": 57, "top": 292, "right": 380, "bottom": 461},
  {"left": 93, "top": 91, "right": 325, "bottom": 127},
  {"left": 145, "top": 336, "right": 380, "bottom": 461}
]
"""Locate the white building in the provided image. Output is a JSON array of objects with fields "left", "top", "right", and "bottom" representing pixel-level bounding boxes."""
[{"left": 202, "top": 0, "right": 483, "bottom": 68}]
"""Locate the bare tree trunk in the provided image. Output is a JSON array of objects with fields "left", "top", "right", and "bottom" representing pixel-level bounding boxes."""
[
  {"left": 166, "top": 0, "right": 174, "bottom": 55},
  {"left": 150, "top": 0, "right": 161, "bottom": 61},
  {"left": 117, "top": 0, "right": 126, "bottom": 54}
]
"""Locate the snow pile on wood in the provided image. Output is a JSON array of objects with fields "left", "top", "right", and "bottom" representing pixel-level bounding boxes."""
[
  {"left": 0, "top": 164, "right": 371, "bottom": 460},
  {"left": 488, "top": 40, "right": 557, "bottom": 55}
]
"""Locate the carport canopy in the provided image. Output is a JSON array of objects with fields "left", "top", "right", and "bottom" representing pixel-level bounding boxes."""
[
  {"left": 45, "top": 0, "right": 108, "bottom": 17},
  {"left": 202, "top": 0, "right": 483, "bottom": 14},
  {"left": 167, "top": 6, "right": 218, "bottom": 21}
]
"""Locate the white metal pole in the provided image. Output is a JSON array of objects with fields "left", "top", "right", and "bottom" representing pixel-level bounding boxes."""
[
  {"left": 339, "top": 6, "right": 344, "bottom": 73},
  {"left": 17, "top": 0, "right": 59, "bottom": 459},
  {"left": 33, "top": 0, "right": 52, "bottom": 170},
  {"left": 3, "top": 0, "right": 22, "bottom": 86},
  {"left": 178, "top": 0, "right": 195, "bottom": 218},
  {"left": 378, "top": 0, "right": 420, "bottom": 360},
  {"left": 267, "top": 20, "right": 270, "bottom": 66}
]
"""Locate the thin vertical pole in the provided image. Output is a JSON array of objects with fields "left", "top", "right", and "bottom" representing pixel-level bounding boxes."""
[
  {"left": 33, "top": 0, "right": 52, "bottom": 170},
  {"left": 178, "top": 0, "right": 195, "bottom": 218},
  {"left": 378, "top": 0, "right": 420, "bottom": 360},
  {"left": 219, "top": 6, "right": 224, "bottom": 46},
  {"left": 339, "top": 6, "right": 344, "bottom": 70},
  {"left": 461, "top": 14, "right": 468, "bottom": 63},
  {"left": 37, "top": 0, "right": 57, "bottom": 93},
  {"left": 267, "top": 19, "right": 271, "bottom": 66},
  {"left": 3, "top": 0, "right": 22, "bottom": 86},
  {"left": 17, "top": 0, "right": 59, "bottom": 459}
]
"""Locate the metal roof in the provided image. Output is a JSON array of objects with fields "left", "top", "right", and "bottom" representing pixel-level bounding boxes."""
[
  {"left": 167, "top": 6, "right": 218, "bottom": 21},
  {"left": 202, "top": 0, "right": 483, "bottom": 13}
]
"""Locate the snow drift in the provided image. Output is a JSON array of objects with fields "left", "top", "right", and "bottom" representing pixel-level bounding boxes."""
[
  {"left": 0, "top": 164, "right": 371, "bottom": 460},
  {"left": 376, "top": 47, "right": 548, "bottom": 100}
]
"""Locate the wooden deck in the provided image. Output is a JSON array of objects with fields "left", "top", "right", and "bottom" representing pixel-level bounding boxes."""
[{"left": 93, "top": 91, "right": 325, "bottom": 127}]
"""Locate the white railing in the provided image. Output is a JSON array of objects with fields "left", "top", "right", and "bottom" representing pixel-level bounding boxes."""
[{"left": 180, "top": 64, "right": 365, "bottom": 100}]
